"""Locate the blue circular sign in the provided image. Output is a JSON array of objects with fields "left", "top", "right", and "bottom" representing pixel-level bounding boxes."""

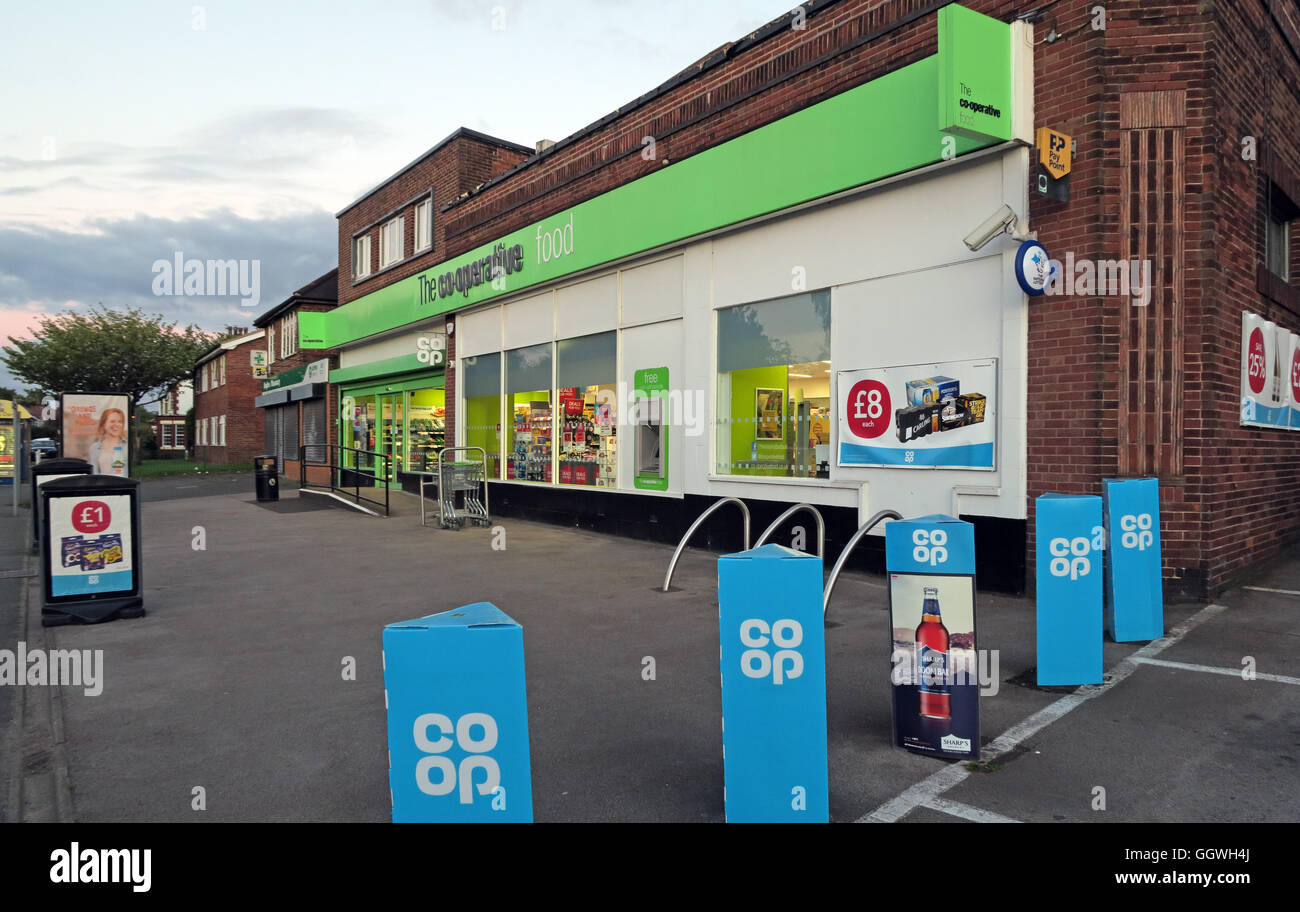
[{"left": 1014, "top": 239, "right": 1051, "bottom": 297}]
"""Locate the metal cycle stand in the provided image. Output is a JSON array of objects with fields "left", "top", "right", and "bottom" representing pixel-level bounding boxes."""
[{"left": 435, "top": 446, "right": 490, "bottom": 530}]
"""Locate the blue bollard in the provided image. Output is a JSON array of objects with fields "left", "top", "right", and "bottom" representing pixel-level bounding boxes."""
[
  {"left": 718, "top": 544, "right": 828, "bottom": 822},
  {"left": 383, "top": 603, "right": 534, "bottom": 822},
  {"left": 1035, "top": 494, "right": 1104, "bottom": 685},
  {"left": 1102, "top": 478, "right": 1164, "bottom": 642}
]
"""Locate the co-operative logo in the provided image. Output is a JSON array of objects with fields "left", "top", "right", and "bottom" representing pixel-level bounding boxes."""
[
  {"left": 1119, "top": 513, "right": 1154, "bottom": 551},
  {"left": 739, "top": 619, "right": 803, "bottom": 685},
  {"left": 413, "top": 712, "right": 501, "bottom": 805},
  {"left": 912, "top": 528, "right": 948, "bottom": 566}
]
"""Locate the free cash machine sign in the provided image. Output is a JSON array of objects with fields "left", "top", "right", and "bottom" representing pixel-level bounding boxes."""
[{"left": 837, "top": 359, "right": 997, "bottom": 469}]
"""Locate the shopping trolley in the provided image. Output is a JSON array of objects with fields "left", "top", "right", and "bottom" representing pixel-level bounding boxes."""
[{"left": 427, "top": 446, "right": 490, "bottom": 530}]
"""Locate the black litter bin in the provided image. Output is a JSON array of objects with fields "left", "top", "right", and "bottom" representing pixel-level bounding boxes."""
[
  {"left": 254, "top": 455, "right": 279, "bottom": 502},
  {"left": 31, "top": 457, "right": 93, "bottom": 552}
]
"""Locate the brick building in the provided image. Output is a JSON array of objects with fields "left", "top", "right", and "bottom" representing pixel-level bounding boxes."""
[
  {"left": 295, "top": 0, "right": 1298, "bottom": 597},
  {"left": 193, "top": 328, "right": 266, "bottom": 465},
  {"left": 151, "top": 380, "right": 192, "bottom": 458},
  {"left": 253, "top": 268, "right": 341, "bottom": 480}
]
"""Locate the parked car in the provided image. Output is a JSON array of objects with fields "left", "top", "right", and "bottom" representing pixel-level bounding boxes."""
[{"left": 29, "top": 438, "right": 57, "bottom": 456}]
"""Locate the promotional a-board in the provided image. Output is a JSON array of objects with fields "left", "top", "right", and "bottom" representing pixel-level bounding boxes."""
[
  {"left": 884, "top": 515, "right": 979, "bottom": 760},
  {"left": 60, "top": 392, "right": 131, "bottom": 476},
  {"left": 47, "top": 493, "right": 135, "bottom": 597},
  {"left": 718, "top": 545, "right": 828, "bottom": 822},
  {"left": 837, "top": 359, "right": 996, "bottom": 469}
]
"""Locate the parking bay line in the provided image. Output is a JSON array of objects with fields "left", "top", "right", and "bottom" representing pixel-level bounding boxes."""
[
  {"left": 858, "top": 603, "right": 1229, "bottom": 823},
  {"left": 1243, "top": 585, "right": 1300, "bottom": 597},
  {"left": 922, "top": 796, "right": 1021, "bottom": 823},
  {"left": 1130, "top": 656, "right": 1300, "bottom": 686}
]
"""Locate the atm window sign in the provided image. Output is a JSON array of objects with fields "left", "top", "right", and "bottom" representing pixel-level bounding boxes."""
[{"left": 1037, "top": 128, "right": 1072, "bottom": 180}]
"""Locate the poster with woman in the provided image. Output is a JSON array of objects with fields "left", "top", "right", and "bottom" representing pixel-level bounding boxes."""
[{"left": 60, "top": 393, "right": 131, "bottom": 477}]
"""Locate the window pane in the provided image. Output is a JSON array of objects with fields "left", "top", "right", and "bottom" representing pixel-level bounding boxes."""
[
  {"left": 716, "top": 289, "right": 832, "bottom": 479},
  {"left": 558, "top": 332, "right": 617, "bottom": 487},
  {"left": 506, "top": 343, "right": 552, "bottom": 482},
  {"left": 463, "top": 353, "right": 501, "bottom": 478}
]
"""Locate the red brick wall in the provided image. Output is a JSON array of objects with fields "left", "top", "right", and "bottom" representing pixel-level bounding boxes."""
[
  {"left": 193, "top": 336, "right": 266, "bottom": 465},
  {"left": 337, "top": 137, "right": 529, "bottom": 306},
  {"left": 333, "top": 0, "right": 1300, "bottom": 596}
]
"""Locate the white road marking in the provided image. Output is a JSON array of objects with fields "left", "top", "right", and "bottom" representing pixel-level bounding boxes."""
[
  {"left": 859, "top": 604, "right": 1229, "bottom": 823},
  {"left": 1243, "top": 586, "right": 1300, "bottom": 596},
  {"left": 1131, "top": 656, "right": 1300, "bottom": 686},
  {"left": 922, "top": 797, "right": 1021, "bottom": 823}
]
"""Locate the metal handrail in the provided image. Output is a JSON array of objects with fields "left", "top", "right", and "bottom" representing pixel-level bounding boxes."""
[
  {"left": 299, "top": 443, "right": 392, "bottom": 516},
  {"left": 661, "top": 497, "right": 751, "bottom": 592},
  {"left": 753, "top": 503, "right": 826, "bottom": 557},
  {"left": 822, "top": 509, "right": 902, "bottom": 615}
]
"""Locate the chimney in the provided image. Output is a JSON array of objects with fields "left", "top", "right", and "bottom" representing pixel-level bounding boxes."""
[{"left": 535, "top": 139, "right": 555, "bottom": 154}]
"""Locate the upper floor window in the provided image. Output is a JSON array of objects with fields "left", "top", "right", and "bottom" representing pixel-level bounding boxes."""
[
  {"left": 353, "top": 234, "right": 372, "bottom": 279},
  {"left": 415, "top": 199, "right": 432, "bottom": 253},
  {"left": 285, "top": 313, "right": 298, "bottom": 358},
  {"left": 380, "top": 216, "right": 404, "bottom": 269},
  {"left": 219, "top": 354, "right": 226, "bottom": 386},
  {"left": 1266, "top": 185, "right": 1295, "bottom": 283}
]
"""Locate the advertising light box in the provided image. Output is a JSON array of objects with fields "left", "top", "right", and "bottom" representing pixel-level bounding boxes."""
[
  {"left": 1240, "top": 311, "right": 1300, "bottom": 430},
  {"left": 718, "top": 545, "right": 828, "bottom": 822},
  {"left": 382, "top": 603, "right": 534, "bottom": 823},
  {"left": 60, "top": 392, "right": 131, "bottom": 477},
  {"left": 884, "top": 515, "right": 979, "bottom": 761},
  {"left": 837, "top": 359, "right": 996, "bottom": 469}
]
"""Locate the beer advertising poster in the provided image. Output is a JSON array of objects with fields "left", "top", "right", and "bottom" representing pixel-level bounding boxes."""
[
  {"left": 47, "top": 494, "right": 135, "bottom": 597},
  {"left": 60, "top": 393, "right": 131, "bottom": 477},
  {"left": 888, "top": 574, "right": 979, "bottom": 759},
  {"left": 884, "top": 515, "right": 979, "bottom": 761},
  {"left": 836, "top": 358, "right": 996, "bottom": 469}
]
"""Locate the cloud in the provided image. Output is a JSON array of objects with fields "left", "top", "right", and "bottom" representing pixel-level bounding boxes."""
[{"left": 0, "top": 210, "right": 336, "bottom": 339}]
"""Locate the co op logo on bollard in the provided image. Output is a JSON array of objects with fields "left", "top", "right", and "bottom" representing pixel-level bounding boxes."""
[
  {"left": 1048, "top": 526, "right": 1106, "bottom": 580},
  {"left": 739, "top": 619, "right": 804, "bottom": 685},
  {"left": 412, "top": 712, "right": 508, "bottom": 810},
  {"left": 1119, "top": 513, "right": 1154, "bottom": 551},
  {"left": 912, "top": 528, "right": 949, "bottom": 567}
]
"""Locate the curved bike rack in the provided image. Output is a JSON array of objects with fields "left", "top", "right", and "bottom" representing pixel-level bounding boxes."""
[
  {"left": 753, "top": 503, "right": 826, "bottom": 557},
  {"left": 662, "top": 497, "right": 751, "bottom": 592},
  {"left": 822, "top": 509, "right": 903, "bottom": 615}
]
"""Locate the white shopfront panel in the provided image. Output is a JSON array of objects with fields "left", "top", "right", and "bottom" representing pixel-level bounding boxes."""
[
  {"left": 458, "top": 305, "right": 502, "bottom": 358},
  {"left": 557, "top": 273, "right": 617, "bottom": 339},
  {"left": 618, "top": 319, "right": 684, "bottom": 496},
  {"left": 503, "top": 290, "right": 555, "bottom": 350}
]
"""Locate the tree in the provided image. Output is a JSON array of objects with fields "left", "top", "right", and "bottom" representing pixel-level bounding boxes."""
[
  {"left": 2, "top": 305, "right": 214, "bottom": 410},
  {"left": 2, "top": 306, "right": 216, "bottom": 460}
]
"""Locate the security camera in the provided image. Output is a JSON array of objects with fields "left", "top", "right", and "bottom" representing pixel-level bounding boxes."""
[{"left": 963, "top": 204, "right": 1019, "bottom": 251}]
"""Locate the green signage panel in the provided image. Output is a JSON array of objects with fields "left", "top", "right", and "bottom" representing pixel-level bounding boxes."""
[
  {"left": 303, "top": 4, "right": 1013, "bottom": 351},
  {"left": 633, "top": 367, "right": 670, "bottom": 492},
  {"left": 937, "top": 4, "right": 1013, "bottom": 142}
]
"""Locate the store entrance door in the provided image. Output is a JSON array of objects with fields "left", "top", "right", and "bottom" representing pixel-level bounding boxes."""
[{"left": 379, "top": 393, "right": 404, "bottom": 487}]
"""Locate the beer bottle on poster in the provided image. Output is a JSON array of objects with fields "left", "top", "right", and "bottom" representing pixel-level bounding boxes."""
[{"left": 916, "top": 586, "right": 951, "bottom": 719}]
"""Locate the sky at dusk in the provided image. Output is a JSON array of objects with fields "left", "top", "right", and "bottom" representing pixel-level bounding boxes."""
[{"left": 0, "top": 0, "right": 788, "bottom": 389}]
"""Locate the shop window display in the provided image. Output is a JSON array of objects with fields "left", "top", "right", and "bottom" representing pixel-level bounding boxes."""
[
  {"left": 716, "top": 290, "right": 831, "bottom": 479},
  {"left": 506, "top": 343, "right": 553, "bottom": 482},
  {"left": 463, "top": 353, "right": 502, "bottom": 478},
  {"left": 557, "top": 332, "right": 617, "bottom": 487},
  {"left": 407, "top": 388, "right": 446, "bottom": 473}
]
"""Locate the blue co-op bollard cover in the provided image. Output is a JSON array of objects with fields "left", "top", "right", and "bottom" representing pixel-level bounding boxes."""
[
  {"left": 718, "top": 544, "right": 828, "bottom": 822},
  {"left": 382, "top": 603, "right": 534, "bottom": 822},
  {"left": 1035, "top": 494, "right": 1103, "bottom": 685},
  {"left": 1102, "top": 478, "right": 1164, "bottom": 642}
]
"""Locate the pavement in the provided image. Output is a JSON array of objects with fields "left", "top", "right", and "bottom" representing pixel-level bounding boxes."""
[{"left": 2, "top": 474, "right": 1298, "bottom": 823}]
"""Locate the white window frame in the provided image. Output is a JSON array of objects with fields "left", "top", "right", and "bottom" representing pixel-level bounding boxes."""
[
  {"left": 415, "top": 199, "right": 432, "bottom": 253},
  {"left": 161, "top": 424, "right": 173, "bottom": 448},
  {"left": 380, "top": 216, "right": 404, "bottom": 269},
  {"left": 175, "top": 424, "right": 186, "bottom": 448},
  {"left": 219, "top": 415, "right": 226, "bottom": 447},
  {"left": 198, "top": 419, "right": 206, "bottom": 446},
  {"left": 353, "top": 234, "right": 372, "bottom": 279},
  {"left": 219, "top": 354, "right": 226, "bottom": 386}
]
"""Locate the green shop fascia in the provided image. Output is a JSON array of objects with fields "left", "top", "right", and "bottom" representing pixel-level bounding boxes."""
[{"left": 298, "top": 4, "right": 1014, "bottom": 489}]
